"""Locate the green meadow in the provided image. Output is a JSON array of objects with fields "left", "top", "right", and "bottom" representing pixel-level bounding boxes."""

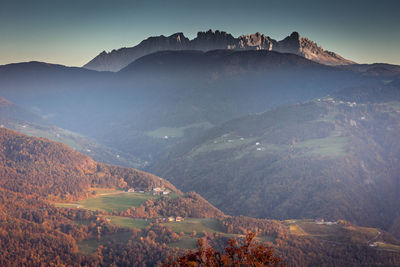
[
  {"left": 108, "top": 216, "right": 150, "bottom": 229},
  {"left": 56, "top": 192, "right": 157, "bottom": 213}
]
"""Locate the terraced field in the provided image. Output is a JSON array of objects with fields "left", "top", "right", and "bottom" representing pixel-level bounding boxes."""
[{"left": 285, "top": 219, "right": 400, "bottom": 252}]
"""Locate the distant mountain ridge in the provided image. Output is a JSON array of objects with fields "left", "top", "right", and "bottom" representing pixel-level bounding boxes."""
[{"left": 84, "top": 30, "right": 355, "bottom": 71}]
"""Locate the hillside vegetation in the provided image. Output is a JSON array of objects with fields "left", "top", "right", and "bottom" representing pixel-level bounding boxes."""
[
  {"left": 151, "top": 81, "right": 400, "bottom": 234},
  {"left": 0, "top": 128, "right": 399, "bottom": 266},
  {"left": 0, "top": 128, "right": 178, "bottom": 200}
]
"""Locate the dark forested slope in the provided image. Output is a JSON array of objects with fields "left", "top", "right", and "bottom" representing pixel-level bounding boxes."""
[{"left": 151, "top": 80, "right": 400, "bottom": 234}]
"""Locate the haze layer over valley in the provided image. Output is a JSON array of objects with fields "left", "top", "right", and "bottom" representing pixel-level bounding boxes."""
[{"left": 1, "top": 28, "right": 400, "bottom": 266}]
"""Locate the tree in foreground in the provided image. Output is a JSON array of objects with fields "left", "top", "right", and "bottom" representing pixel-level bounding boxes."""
[{"left": 164, "top": 232, "right": 284, "bottom": 266}]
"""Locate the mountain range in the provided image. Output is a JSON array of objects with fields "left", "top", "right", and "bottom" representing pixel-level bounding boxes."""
[
  {"left": 84, "top": 30, "right": 355, "bottom": 72},
  {"left": 0, "top": 51, "right": 366, "bottom": 166},
  {"left": 1, "top": 29, "right": 400, "bottom": 265}
]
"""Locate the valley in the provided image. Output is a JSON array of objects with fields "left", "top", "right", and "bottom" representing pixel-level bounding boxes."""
[
  {"left": 2, "top": 0, "right": 400, "bottom": 264},
  {"left": 0, "top": 26, "right": 400, "bottom": 266},
  {"left": 0, "top": 50, "right": 370, "bottom": 166}
]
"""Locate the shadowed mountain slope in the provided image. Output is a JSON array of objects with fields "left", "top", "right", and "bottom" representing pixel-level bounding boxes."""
[
  {"left": 0, "top": 52, "right": 368, "bottom": 166},
  {"left": 151, "top": 81, "right": 400, "bottom": 234}
]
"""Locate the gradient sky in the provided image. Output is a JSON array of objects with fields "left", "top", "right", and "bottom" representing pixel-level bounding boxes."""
[{"left": 0, "top": 0, "right": 399, "bottom": 66}]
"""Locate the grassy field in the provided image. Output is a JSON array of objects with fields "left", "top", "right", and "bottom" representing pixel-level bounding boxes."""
[
  {"left": 285, "top": 220, "right": 397, "bottom": 249},
  {"left": 147, "top": 122, "right": 213, "bottom": 139},
  {"left": 343, "top": 225, "right": 379, "bottom": 236},
  {"left": 108, "top": 216, "right": 150, "bottom": 229},
  {"left": 298, "top": 221, "right": 343, "bottom": 236},
  {"left": 90, "top": 188, "right": 121, "bottom": 195},
  {"left": 77, "top": 192, "right": 156, "bottom": 213},
  {"left": 163, "top": 218, "right": 225, "bottom": 236},
  {"left": 288, "top": 224, "right": 308, "bottom": 236},
  {"left": 55, "top": 192, "right": 157, "bottom": 213},
  {"left": 295, "top": 134, "right": 348, "bottom": 157},
  {"left": 191, "top": 137, "right": 256, "bottom": 157},
  {"left": 13, "top": 123, "right": 84, "bottom": 150},
  {"left": 377, "top": 242, "right": 400, "bottom": 252}
]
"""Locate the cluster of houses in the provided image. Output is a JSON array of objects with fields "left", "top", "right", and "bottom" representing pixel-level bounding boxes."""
[
  {"left": 255, "top": 142, "right": 267, "bottom": 151},
  {"left": 211, "top": 134, "right": 270, "bottom": 153},
  {"left": 126, "top": 187, "right": 171, "bottom": 196},
  {"left": 154, "top": 216, "right": 184, "bottom": 223},
  {"left": 369, "top": 242, "right": 380, "bottom": 247},
  {"left": 213, "top": 137, "right": 267, "bottom": 152},
  {"left": 317, "top": 97, "right": 359, "bottom": 108},
  {"left": 315, "top": 218, "right": 338, "bottom": 225}
]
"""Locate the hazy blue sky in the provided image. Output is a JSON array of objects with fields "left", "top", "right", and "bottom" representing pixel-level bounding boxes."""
[{"left": 0, "top": 0, "right": 399, "bottom": 66}]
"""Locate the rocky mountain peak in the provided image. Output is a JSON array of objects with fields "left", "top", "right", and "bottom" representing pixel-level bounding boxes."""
[
  {"left": 289, "top": 31, "right": 301, "bottom": 40},
  {"left": 275, "top": 32, "right": 301, "bottom": 54},
  {"left": 169, "top": 32, "right": 186, "bottom": 42},
  {"left": 84, "top": 30, "right": 356, "bottom": 71},
  {"left": 238, "top": 33, "right": 275, "bottom": 50},
  {"left": 192, "top": 30, "right": 237, "bottom": 50},
  {"left": 196, "top": 29, "right": 233, "bottom": 39}
]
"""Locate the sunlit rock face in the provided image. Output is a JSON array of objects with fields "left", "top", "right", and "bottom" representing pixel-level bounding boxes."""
[{"left": 84, "top": 30, "right": 355, "bottom": 72}]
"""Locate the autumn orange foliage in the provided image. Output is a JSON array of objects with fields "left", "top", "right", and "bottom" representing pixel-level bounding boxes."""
[{"left": 164, "top": 232, "right": 284, "bottom": 267}]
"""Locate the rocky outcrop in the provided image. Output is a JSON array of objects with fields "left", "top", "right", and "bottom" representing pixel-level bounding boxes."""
[
  {"left": 237, "top": 32, "right": 276, "bottom": 50},
  {"left": 191, "top": 30, "right": 237, "bottom": 50},
  {"left": 84, "top": 30, "right": 355, "bottom": 72}
]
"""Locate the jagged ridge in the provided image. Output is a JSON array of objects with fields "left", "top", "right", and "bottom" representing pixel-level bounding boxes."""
[{"left": 84, "top": 30, "right": 355, "bottom": 71}]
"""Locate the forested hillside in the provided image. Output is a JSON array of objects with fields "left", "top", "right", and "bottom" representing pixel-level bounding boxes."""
[
  {"left": 0, "top": 128, "right": 178, "bottom": 200},
  {"left": 0, "top": 128, "right": 399, "bottom": 266},
  {"left": 151, "top": 80, "right": 400, "bottom": 235}
]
